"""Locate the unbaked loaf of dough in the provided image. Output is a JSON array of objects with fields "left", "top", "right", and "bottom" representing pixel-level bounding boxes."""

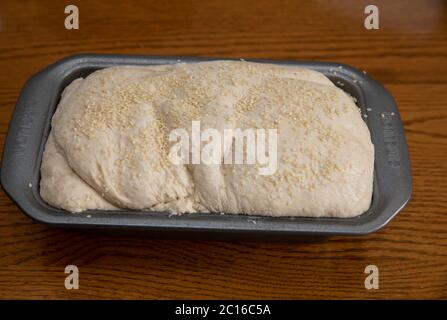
[{"left": 40, "top": 61, "right": 374, "bottom": 217}]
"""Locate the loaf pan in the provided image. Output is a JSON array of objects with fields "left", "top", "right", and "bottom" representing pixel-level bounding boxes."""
[{"left": 0, "top": 54, "right": 412, "bottom": 239}]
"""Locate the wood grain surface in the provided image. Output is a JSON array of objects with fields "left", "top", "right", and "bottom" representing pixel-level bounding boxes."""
[{"left": 0, "top": 0, "right": 446, "bottom": 299}]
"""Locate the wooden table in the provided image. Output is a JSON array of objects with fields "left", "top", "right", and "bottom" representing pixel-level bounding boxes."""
[{"left": 0, "top": 0, "right": 446, "bottom": 299}]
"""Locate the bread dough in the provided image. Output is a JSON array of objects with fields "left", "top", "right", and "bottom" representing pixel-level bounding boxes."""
[
  {"left": 40, "top": 133, "right": 118, "bottom": 212},
  {"left": 40, "top": 61, "right": 374, "bottom": 217}
]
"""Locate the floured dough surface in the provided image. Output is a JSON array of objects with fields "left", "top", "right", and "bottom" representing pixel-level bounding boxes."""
[{"left": 40, "top": 61, "right": 374, "bottom": 217}]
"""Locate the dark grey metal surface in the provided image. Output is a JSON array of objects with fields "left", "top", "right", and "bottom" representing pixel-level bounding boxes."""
[{"left": 0, "top": 54, "right": 412, "bottom": 239}]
